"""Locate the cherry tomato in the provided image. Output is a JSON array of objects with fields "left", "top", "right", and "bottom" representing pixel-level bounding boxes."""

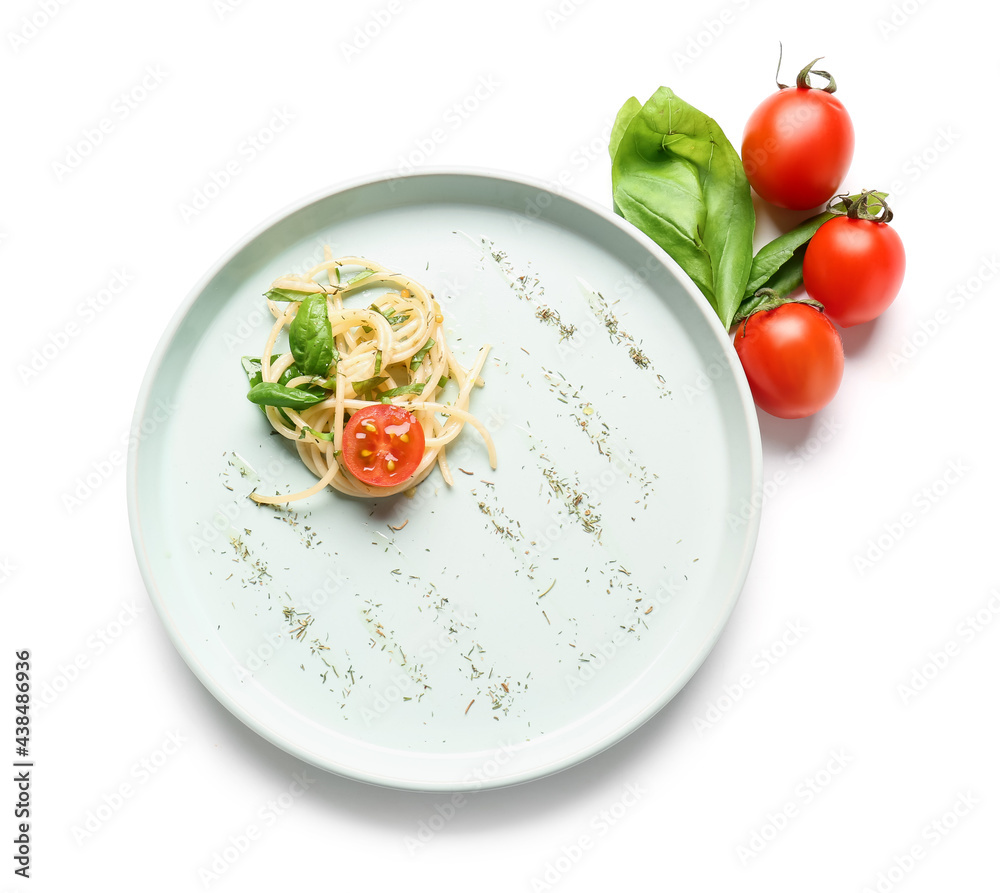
[
  {"left": 733, "top": 302, "right": 844, "bottom": 419},
  {"left": 803, "top": 216, "right": 906, "bottom": 327},
  {"left": 742, "top": 59, "right": 854, "bottom": 210},
  {"left": 342, "top": 403, "right": 425, "bottom": 487}
]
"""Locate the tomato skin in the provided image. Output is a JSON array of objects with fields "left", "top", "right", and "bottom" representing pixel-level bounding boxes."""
[
  {"left": 342, "top": 404, "right": 425, "bottom": 487},
  {"left": 742, "top": 87, "right": 854, "bottom": 210},
  {"left": 733, "top": 303, "right": 844, "bottom": 419},
  {"left": 802, "top": 217, "right": 906, "bottom": 327}
]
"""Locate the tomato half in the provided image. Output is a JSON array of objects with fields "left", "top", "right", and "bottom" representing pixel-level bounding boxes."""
[
  {"left": 733, "top": 302, "right": 844, "bottom": 419},
  {"left": 742, "top": 85, "right": 854, "bottom": 210},
  {"left": 342, "top": 404, "right": 425, "bottom": 487},
  {"left": 803, "top": 216, "right": 906, "bottom": 327}
]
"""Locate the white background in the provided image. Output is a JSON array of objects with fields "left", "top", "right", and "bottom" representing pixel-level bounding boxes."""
[{"left": 4, "top": 0, "right": 998, "bottom": 890}]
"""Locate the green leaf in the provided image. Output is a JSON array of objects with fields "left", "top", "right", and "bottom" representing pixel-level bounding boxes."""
[
  {"left": 759, "top": 244, "right": 809, "bottom": 297},
  {"left": 243, "top": 356, "right": 276, "bottom": 420},
  {"left": 610, "top": 87, "right": 755, "bottom": 329},
  {"left": 609, "top": 96, "right": 641, "bottom": 162},
  {"left": 368, "top": 302, "right": 407, "bottom": 327},
  {"left": 243, "top": 356, "right": 328, "bottom": 429},
  {"left": 743, "top": 213, "right": 834, "bottom": 298},
  {"left": 352, "top": 376, "right": 388, "bottom": 400},
  {"left": 346, "top": 269, "right": 375, "bottom": 286},
  {"left": 380, "top": 383, "right": 427, "bottom": 401},
  {"left": 409, "top": 338, "right": 435, "bottom": 369},
  {"left": 265, "top": 286, "right": 322, "bottom": 302},
  {"left": 289, "top": 292, "right": 335, "bottom": 377},
  {"left": 246, "top": 382, "right": 327, "bottom": 410},
  {"left": 242, "top": 355, "right": 327, "bottom": 389},
  {"left": 241, "top": 355, "right": 270, "bottom": 389}
]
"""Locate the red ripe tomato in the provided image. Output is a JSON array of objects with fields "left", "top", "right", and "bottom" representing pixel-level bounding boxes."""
[
  {"left": 342, "top": 403, "right": 425, "bottom": 487},
  {"left": 733, "top": 302, "right": 844, "bottom": 419},
  {"left": 742, "top": 59, "right": 854, "bottom": 210},
  {"left": 803, "top": 216, "right": 906, "bottom": 327}
]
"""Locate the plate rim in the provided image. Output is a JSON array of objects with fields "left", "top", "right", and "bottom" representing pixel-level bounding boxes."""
[{"left": 126, "top": 165, "right": 763, "bottom": 791}]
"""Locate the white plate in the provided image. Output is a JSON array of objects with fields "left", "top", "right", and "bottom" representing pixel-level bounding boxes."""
[{"left": 127, "top": 169, "right": 762, "bottom": 791}]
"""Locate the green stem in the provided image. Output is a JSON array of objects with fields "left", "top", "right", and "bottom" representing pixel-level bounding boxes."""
[
  {"left": 795, "top": 57, "right": 837, "bottom": 93},
  {"left": 775, "top": 46, "right": 838, "bottom": 92},
  {"left": 828, "top": 189, "right": 894, "bottom": 223}
]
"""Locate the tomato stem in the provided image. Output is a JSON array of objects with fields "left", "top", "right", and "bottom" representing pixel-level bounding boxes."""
[
  {"left": 795, "top": 58, "right": 837, "bottom": 92},
  {"left": 828, "top": 189, "right": 894, "bottom": 223},
  {"left": 774, "top": 42, "right": 786, "bottom": 89},
  {"left": 774, "top": 45, "right": 838, "bottom": 92}
]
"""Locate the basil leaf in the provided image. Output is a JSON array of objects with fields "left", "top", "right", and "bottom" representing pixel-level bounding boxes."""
[
  {"left": 346, "top": 270, "right": 375, "bottom": 286},
  {"left": 352, "top": 376, "right": 388, "bottom": 400},
  {"left": 609, "top": 96, "right": 641, "bottom": 164},
  {"left": 410, "top": 338, "right": 435, "bottom": 368},
  {"left": 758, "top": 244, "right": 809, "bottom": 297},
  {"left": 380, "top": 383, "right": 427, "bottom": 400},
  {"left": 247, "top": 382, "right": 327, "bottom": 410},
  {"left": 241, "top": 355, "right": 270, "bottom": 389},
  {"left": 265, "top": 286, "right": 321, "bottom": 302},
  {"left": 242, "top": 355, "right": 320, "bottom": 389},
  {"left": 743, "top": 213, "right": 834, "bottom": 298},
  {"left": 611, "top": 87, "right": 755, "bottom": 329},
  {"left": 289, "top": 293, "right": 335, "bottom": 377},
  {"left": 367, "top": 303, "right": 407, "bottom": 329},
  {"left": 244, "top": 356, "right": 310, "bottom": 423},
  {"left": 358, "top": 302, "right": 404, "bottom": 337}
]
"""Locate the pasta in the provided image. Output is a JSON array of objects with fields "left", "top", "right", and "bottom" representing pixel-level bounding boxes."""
[{"left": 245, "top": 251, "right": 496, "bottom": 503}]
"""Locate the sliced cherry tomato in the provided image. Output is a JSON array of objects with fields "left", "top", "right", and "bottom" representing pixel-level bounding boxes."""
[
  {"left": 742, "top": 58, "right": 854, "bottom": 210},
  {"left": 342, "top": 404, "right": 425, "bottom": 487},
  {"left": 734, "top": 302, "right": 844, "bottom": 419},
  {"left": 803, "top": 209, "right": 905, "bottom": 328}
]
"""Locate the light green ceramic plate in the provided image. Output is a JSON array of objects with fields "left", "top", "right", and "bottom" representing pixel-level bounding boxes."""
[{"left": 127, "top": 169, "right": 761, "bottom": 791}]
